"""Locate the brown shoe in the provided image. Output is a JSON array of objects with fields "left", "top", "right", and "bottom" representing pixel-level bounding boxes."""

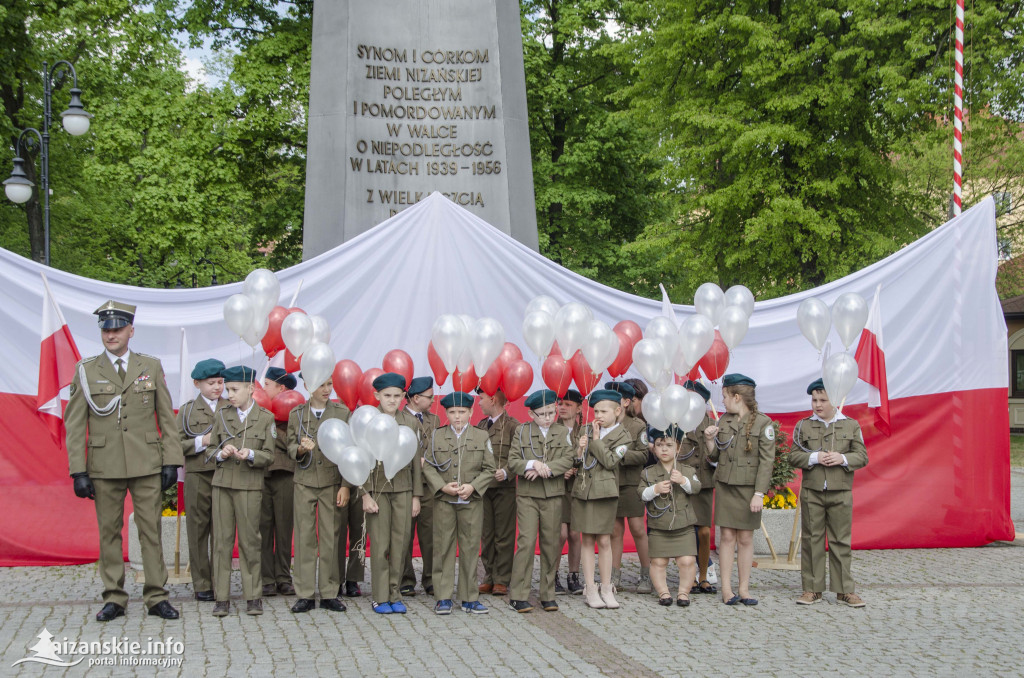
[
  {"left": 796, "top": 592, "right": 823, "bottom": 605},
  {"left": 246, "top": 599, "right": 264, "bottom": 615},
  {"left": 262, "top": 584, "right": 277, "bottom": 597},
  {"left": 277, "top": 582, "right": 296, "bottom": 595},
  {"left": 837, "top": 593, "right": 866, "bottom": 608},
  {"left": 212, "top": 601, "right": 230, "bottom": 617},
  {"left": 491, "top": 584, "right": 508, "bottom": 596},
  {"left": 478, "top": 583, "right": 493, "bottom": 594}
]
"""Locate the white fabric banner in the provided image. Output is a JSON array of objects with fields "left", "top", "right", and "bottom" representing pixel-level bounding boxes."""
[{"left": 0, "top": 193, "right": 1004, "bottom": 412}]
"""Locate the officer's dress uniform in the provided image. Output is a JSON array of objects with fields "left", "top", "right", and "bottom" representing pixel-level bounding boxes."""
[
  {"left": 177, "top": 391, "right": 227, "bottom": 595},
  {"left": 66, "top": 342, "right": 182, "bottom": 611},
  {"left": 422, "top": 424, "right": 494, "bottom": 603},
  {"left": 261, "top": 413, "right": 295, "bottom": 595},
  {"left": 478, "top": 410, "right": 520, "bottom": 590},
  {"left": 708, "top": 411, "right": 775, "bottom": 531},
  {"left": 507, "top": 421, "right": 574, "bottom": 603},
  {"left": 788, "top": 412, "right": 868, "bottom": 594},
  {"left": 571, "top": 423, "right": 632, "bottom": 535},
  {"left": 639, "top": 463, "right": 702, "bottom": 558},
  {"left": 401, "top": 407, "right": 440, "bottom": 593}
]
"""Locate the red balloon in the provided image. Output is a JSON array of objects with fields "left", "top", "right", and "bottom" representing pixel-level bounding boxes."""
[
  {"left": 479, "top": 360, "right": 503, "bottom": 396},
  {"left": 451, "top": 365, "right": 479, "bottom": 393},
  {"left": 359, "top": 368, "right": 385, "bottom": 407},
  {"left": 697, "top": 330, "right": 730, "bottom": 381},
  {"left": 502, "top": 360, "right": 533, "bottom": 401},
  {"left": 496, "top": 342, "right": 523, "bottom": 370},
  {"left": 427, "top": 342, "right": 449, "bottom": 386},
  {"left": 253, "top": 381, "right": 272, "bottom": 411},
  {"left": 542, "top": 354, "right": 574, "bottom": 398},
  {"left": 607, "top": 329, "right": 634, "bottom": 378},
  {"left": 261, "top": 306, "right": 291, "bottom": 357},
  {"left": 284, "top": 349, "right": 301, "bottom": 373},
  {"left": 332, "top": 359, "right": 362, "bottom": 411},
  {"left": 271, "top": 389, "right": 305, "bottom": 423},
  {"left": 687, "top": 364, "right": 701, "bottom": 381},
  {"left": 382, "top": 349, "right": 414, "bottom": 389},
  {"left": 614, "top": 320, "right": 643, "bottom": 347},
  {"left": 548, "top": 341, "right": 561, "bottom": 358},
  {"left": 570, "top": 350, "right": 602, "bottom": 397}
]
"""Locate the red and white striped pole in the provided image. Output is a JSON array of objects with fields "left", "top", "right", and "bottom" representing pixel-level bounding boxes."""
[{"left": 952, "top": 0, "right": 964, "bottom": 217}]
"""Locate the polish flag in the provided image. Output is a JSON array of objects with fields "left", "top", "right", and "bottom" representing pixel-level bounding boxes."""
[
  {"left": 37, "top": 274, "right": 82, "bottom": 445},
  {"left": 854, "top": 285, "right": 891, "bottom": 436}
]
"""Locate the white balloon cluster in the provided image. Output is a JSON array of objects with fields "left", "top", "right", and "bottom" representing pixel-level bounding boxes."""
[
  {"left": 520, "top": 296, "right": 618, "bottom": 372},
  {"left": 641, "top": 385, "right": 708, "bottom": 433},
  {"left": 797, "top": 293, "right": 869, "bottom": 407},
  {"left": 224, "top": 269, "right": 281, "bottom": 348},
  {"left": 430, "top": 314, "right": 506, "bottom": 378},
  {"left": 317, "top": 406, "right": 419, "bottom": 485}
]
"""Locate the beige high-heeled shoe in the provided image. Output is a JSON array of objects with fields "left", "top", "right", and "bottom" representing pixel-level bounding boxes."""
[
  {"left": 600, "top": 584, "right": 620, "bottom": 609},
  {"left": 585, "top": 584, "right": 606, "bottom": 609}
]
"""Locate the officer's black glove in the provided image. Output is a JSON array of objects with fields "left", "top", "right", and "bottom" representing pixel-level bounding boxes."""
[
  {"left": 161, "top": 466, "right": 179, "bottom": 492},
  {"left": 71, "top": 472, "right": 95, "bottom": 500}
]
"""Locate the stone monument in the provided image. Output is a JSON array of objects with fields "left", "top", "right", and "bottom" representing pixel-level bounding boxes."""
[{"left": 303, "top": 0, "right": 538, "bottom": 259}]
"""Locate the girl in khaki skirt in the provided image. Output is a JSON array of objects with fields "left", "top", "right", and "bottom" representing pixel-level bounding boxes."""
[
  {"left": 639, "top": 428, "right": 702, "bottom": 607},
  {"left": 705, "top": 374, "right": 775, "bottom": 606}
]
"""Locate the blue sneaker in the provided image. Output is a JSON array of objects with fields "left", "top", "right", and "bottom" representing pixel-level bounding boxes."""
[
  {"left": 461, "top": 600, "right": 489, "bottom": 614},
  {"left": 371, "top": 601, "right": 393, "bottom": 614},
  {"left": 390, "top": 600, "right": 407, "bottom": 614},
  {"left": 434, "top": 599, "right": 453, "bottom": 615}
]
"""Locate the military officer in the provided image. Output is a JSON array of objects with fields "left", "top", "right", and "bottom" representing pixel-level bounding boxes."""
[
  {"left": 210, "top": 366, "right": 276, "bottom": 617},
  {"left": 65, "top": 300, "right": 183, "bottom": 621},
  {"left": 177, "top": 358, "right": 228, "bottom": 602},
  {"left": 400, "top": 376, "right": 440, "bottom": 596},
  {"left": 788, "top": 379, "right": 869, "bottom": 608},
  {"left": 680, "top": 380, "right": 717, "bottom": 595},
  {"left": 288, "top": 374, "right": 350, "bottom": 613},
  {"left": 475, "top": 387, "right": 520, "bottom": 598},
  {"left": 507, "top": 390, "right": 574, "bottom": 613},
  {"left": 422, "top": 392, "right": 495, "bottom": 614},
  {"left": 260, "top": 367, "right": 296, "bottom": 597}
]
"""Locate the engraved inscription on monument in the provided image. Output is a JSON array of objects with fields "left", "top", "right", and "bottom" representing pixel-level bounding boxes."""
[{"left": 304, "top": 1, "right": 538, "bottom": 259}]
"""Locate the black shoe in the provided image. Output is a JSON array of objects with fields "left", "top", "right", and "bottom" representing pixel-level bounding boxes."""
[
  {"left": 96, "top": 602, "right": 125, "bottom": 622},
  {"left": 508, "top": 600, "right": 533, "bottom": 613},
  {"left": 541, "top": 600, "right": 559, "bottom": 612},
  {"left": 147, "top": 601, "right": 179, "bottom": 619},
  {"left": 291, "top": 598, "right": 316, "bottom": 613},
  {"left": 344, "top": 581, "right": 362, "bottom": 598},
  {"left": 320, "top": 597, "right": 348, "bottom": 612},
  {"left": 677, "top": 596, "right": 690, "bottom": 607},
  {"left": 400, "top": 585, "right": 416, "bottom": 597},
  {"left": 195, "top": 590, "right": 215, "bottom": 602},
  {"left": 659, "top": 595, "right": 673, "bottom": 606},
  {"left": 567, "top": 573, "right": 583, "bottom": 595},
  {"left": 262, "top": 583, "right": 278, "bottom": 597},
  {"left": 277, "top": 582, "right": 296, "bottom": 595},
  {"left": 554, "top": 576, "right": 566, "bottom": 595},
  {"left": 424, "top": 585, "right": 434, "bottom": 597}
]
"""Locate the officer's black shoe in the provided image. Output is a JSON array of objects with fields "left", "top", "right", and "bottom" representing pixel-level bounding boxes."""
[
  {"left": 147, "top": 601, "right": 180, "bottom": 619},
  {"left": 195, "top": 590, "right": 215, "bottom": 602},
  {"left": 291, "top": 598, "right": 316, "bottom": 613},
  {"left": 344, "top": 581, "right": 362, "bottom": 598},
  {"left": 508, "top": 600, "right": 533, "bottom": 613},
  {"left": 96, "top": 603, "right": 125, "bottom": 622},
  {"left": 320, "top": 597, "right": 348, "bottom": 612}
]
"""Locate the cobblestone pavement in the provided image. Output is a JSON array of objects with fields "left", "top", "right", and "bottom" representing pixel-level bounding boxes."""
[{"left": 2, "top": 473, "right": 1022, "bottom": 677}]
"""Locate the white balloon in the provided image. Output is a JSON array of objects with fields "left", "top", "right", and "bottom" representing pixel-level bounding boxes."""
[
  {"left": 364, "top": 413, "right": 400, "bottom": 464},
  {"left": 336, "top": 445, "right": 375, "bottom": 487},
  {"left": 653, "top": 369, "right": 674, "bottom": 392},
  {"left": 554, "top": 302, "right": 593, "bottom": 359},
  {"left": 471, "top": 317, "right": 505, "bottom": 375},
  {"left": 582, "top": 320, "right": 616, "bottom": 373},
  {"left": 525, "top": 295, "right": 560, "bottom": 318},
  {"left": 822, "top": 352, "right": 859, "bottom": 406},
  {"left": 694, "top": 283, "right": 726, "bottom": 326},
  {"left": 632, "top": 338, "right": 668, "bottom": 384},
  {"left": 797, "top": 298, "right": 831, "bottom": 351},
  {"left": 725, "top": 285, "right": 755, "bottom": 318},
  {"left": 661, "top": 384, "right": 691, "bottom": 425},
  {"left": 598, "top": 325, "right": 621, "bottom": 373},
  {"left": 384, "top": 425, "right": 419, "bottom": 480},
  {"left": 678, "top": 314, "right": 715, "bottom": 366},
  {"left": 641, "top": 391, "right": 671, "bottom": 431},
  {"left": 309, "top": 315, "right": 331, "bottom": 344},
  {"left": 677, "top": 392, "right": 708, "bottom": 433},
  {"left": 719, "top": 306, "right": 750, "bottom": 350},
  {"left": 223, "top": 293, "right": 255, "bottom": 339},
  {"left": 671, "top": 346, "right": 692, "bottom": 378},
  {"left": 456, "top": 314, "right": 476, "bottom": 372},
  {"left": 522, "top": 311, "right": 556, "bottom": 359},
  {"left": 317, "top": 419, "right": 354, "bottom": 465},
  {"left": 832, "top": 293, "right": 869, "bottom": 349},
  {"left": 242, "top": 268, "right": 280, "bottom": 318},
  {"left": 281, "top": 312, "right": 314, "bottom": 357},
  {"left": 299, "top": 341, "right": 335, "bottom": 391},
  {"left": 431, "top": 314, "right": 467, "bottom": 373},
  {"left": 349, "top": 405, "right": 380, "bottom": 451},
  {"left": 645, "top": 316, "right": 679, "bottom": 361},
  {"left": 240, "top": 313, "right": 269, "bottom": 348}
]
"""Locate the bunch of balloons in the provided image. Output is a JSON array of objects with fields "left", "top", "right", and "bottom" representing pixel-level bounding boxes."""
[
  {"left": 223, "top": 269, "right": 282, "bottom": 348},
  {"left": 429, "top": 314, "right": 517, "bottom": 392},
  {"left": 316, "top": 406, "right": 419, "bottom": 485},
  {"left": 797, "top": 292, "right": 869, "bottom": 407},
  {"left": 331, "top": 349, "right": 416, "bottom": 410}
]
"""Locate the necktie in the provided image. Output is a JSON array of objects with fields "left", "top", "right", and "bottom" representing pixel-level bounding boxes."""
[
  {"left": 115, "top": 358, "right": 126, "bottom": 382},
  {"left": 415, "top": 412, "right": 423, "bottom": 424},
  {"left": 485, "top": 418, "right": 494, "bottom": 430}
]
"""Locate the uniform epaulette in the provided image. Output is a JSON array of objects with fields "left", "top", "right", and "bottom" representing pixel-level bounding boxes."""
[
  {"left": 135, "top": 352, "right": 160, "bottom": 360},
  {"left": 79, "top": 355, "right": 100, "bottom": 365}
]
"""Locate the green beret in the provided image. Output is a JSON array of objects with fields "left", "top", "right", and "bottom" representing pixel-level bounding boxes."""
[
  {"left": 559, "top": 389, "right": 583, "bottom": 404},
  {"left": 604, "top": 381, "right": 636, "bottom": 398},
  {"left": 524, "top": 389, "right": 558, "bottom": 410},
  {"left": 440, "top": 391, "right": 474, "bottom": 409},
  {"left": 372, "top": 372, "right": 406, "bottom": 391},
  {"left": 807, "top": 378, "right": 825, "bottom": 395},
  {"left": 683, "top": 379, "right": 711, "bottom": 402},
  {"left": 191, "top": 358, "right": 225, "bottom": 380},
  {"left": 407, "top": 376, "right": 433, "bottom": 397},
  {"left": 649, "top": 427, "right": 685, "bottom": 443},
  {"left": 588, "top": 389, "right": 622, "bottom": 407},
  {"left": 722, "top": 373, "right": 756, "bottom": 388},
  {"left": 266, "top": 367, "right": 296, "bottom": 390},
  {"left": 221, "top": 365, "right": 256, "bottom": 383}
]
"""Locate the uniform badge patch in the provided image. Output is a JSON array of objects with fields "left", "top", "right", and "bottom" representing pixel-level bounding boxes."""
[
  {"left": 764, "top": 426, "right": 775, "bottom": 441},
  {"left": 69, "top": 382, "right": 77, "bottom": 397},
  {"left": 639, "top": 431, "right": 648, "bottom": 445},
  {"left": 486, "top": 440, "right": 493, "bottom": 454},
  {"left": 270, "top": 425, "right": 277, "bottom": 439},
  {"left": 615, "top": 445, "right": 628, "bottom": 458}
]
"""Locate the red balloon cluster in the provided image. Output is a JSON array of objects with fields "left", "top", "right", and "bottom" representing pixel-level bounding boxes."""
[
  {"left": 253, "top": 380, "right": 272, "bottom": 411},
  {"left": 271, "top": 389, "right": 305, "bottom": 422},
  {"left": 332, "top": 360, "right": 362, "bottom": 411},
  {"left": 359, "top": 368, "right": 385, "bottom": 407},
  {"left": 608, "top": 320, "right": 642, "bottom": 378},
  {"left": 261, "top": 306, "right": 305, "bottom": 358},
  {"left": 688, "top": 330, "right": 730, "bottom": 382},
  {"left": 476, "top": 342, "right": 533, "bottom": 401},
  {"left": 327, "top": 349, "right": 420, "bottom": 410},
  {"left": 541, "top": 354, "right": 574, "bottom": 397}
]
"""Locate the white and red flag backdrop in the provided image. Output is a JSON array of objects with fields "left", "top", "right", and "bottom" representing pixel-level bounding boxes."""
[{"left": 0, "top": 194, "right": 1011, "bottom": 565}]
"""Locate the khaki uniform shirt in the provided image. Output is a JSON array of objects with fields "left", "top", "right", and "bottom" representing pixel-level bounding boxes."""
[
  {"left": 507, "top": 422, "right": 575, "bottom": 499},
  {"left": 707, "top": 411, "right": 775, "bottom": 494},
  {"left": 177, "top": 395, "right": 228, "bottom": 474},
  {"left": 361, "top": 407, "right": 424, "bottom": 496},
  {"left": 572, "top": 423, "right": 632, "bottom": 501},
  {"left": 210, "top": 405, "right": 276, "bottom": 490},
  {"left": 288, "top": 401, "right": 352, "bottom": 489},
  {"left": 638, "top": 463, "right": 702, "bottom": 530},
  {"left": 618, "top": 415, "right": 650, "bottom": 488},
  {"left": 680, "top": 414, "right": 715, "bottom": 488},
  {"left": 421, "top": 426, "right": 495, "bottom": 501},
  {"left": 787, "top": 415, "right": 868, "bottom": 491},
  {"left": 476, "top": 411, "right": 520, "bottom": 487}
]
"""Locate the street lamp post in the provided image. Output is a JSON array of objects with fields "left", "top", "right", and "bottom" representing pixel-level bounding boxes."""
[{"left": 3, "top": 60, "right": 92, "bottom": 266}]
